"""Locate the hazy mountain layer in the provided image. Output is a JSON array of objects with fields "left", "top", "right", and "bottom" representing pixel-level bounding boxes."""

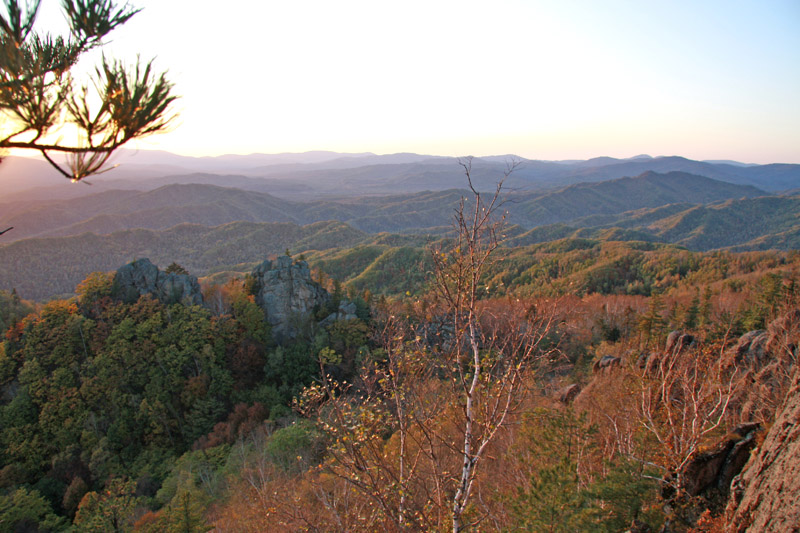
[
  {"left": 0, "top": 221, "right": 369, "bottom": 300},
  {"left": 2, "top": 150, "right": 798, "bottom": 202},
  {"left": 0, "top": 171, "right": 772, "bottom": 242}
]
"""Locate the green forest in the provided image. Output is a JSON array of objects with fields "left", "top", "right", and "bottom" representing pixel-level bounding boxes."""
[{"left": 1, "top": 233, "right": 798, "bottom": 531}]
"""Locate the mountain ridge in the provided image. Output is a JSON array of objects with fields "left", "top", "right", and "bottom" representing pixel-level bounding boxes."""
[
  {"left": 0, "top": 171, "right": 771, "bottom": 242},
  {"left": 3, "top": 150, "right": 798, "bottom": 201}
]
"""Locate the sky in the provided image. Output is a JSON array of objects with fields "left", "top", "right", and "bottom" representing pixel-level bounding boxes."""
[{"left": 30, "top": 0, "right": 800, "bottom": 163}]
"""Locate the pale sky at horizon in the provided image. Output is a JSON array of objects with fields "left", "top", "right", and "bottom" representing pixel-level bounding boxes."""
[{"left": 30, "top": 0, "right": 800, "bottom": 164}]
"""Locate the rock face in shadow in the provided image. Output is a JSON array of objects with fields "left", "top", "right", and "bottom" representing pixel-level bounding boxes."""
[
  {"left": 658, "top": 424, "right": 760, "bottom": 530},
  {"left": 250, "top": 256, "right": 357, "bottom": 342},
  {"left": 113, "top": 258, "right": 203, "bottom": 306},
  {"left": 726, "top": 368, "right": 800, "bottom": 532},
  {"left": 677, "top": 423, "right": 760, "bottom": 499}
]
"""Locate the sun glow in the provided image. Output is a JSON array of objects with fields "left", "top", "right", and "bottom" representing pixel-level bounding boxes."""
[{"left": 29, "top": 0, "right": 800, "bottom": 163}]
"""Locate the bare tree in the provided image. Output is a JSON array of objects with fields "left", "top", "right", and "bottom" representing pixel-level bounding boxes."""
[
  {"left": 431, "top": 157, "right": 559, "bottom": 532},
  {"left": 297, "top": 158, "right": 558, "bottom": 531},
  {"left": 297, "top": 315, "right": 449, "bottom": 530},
  {"left": 639, "top": 342, "right": 738, "bottom": 493}
]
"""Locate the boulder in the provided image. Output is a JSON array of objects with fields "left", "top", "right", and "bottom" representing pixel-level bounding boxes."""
[
  {"left": 593, "top": 355, "right": 621, "bottom": 373},
  {"left": 732, "top": 330, "right": 769, "bottom": 366},
  {"left": 555, "top": 383, "right": 581, "bottom": 404},
  {"left": 637, "top": 351, "right": 654, "bottom": 370},
  {"left": 113, "top": 258, "right": 203, "bottom": 306},
  {"left": 666, "top": 330, "right": 695, "bottom": 354},
  {"left": 319, "top": 300, "right": 359, "bottom": 327}
]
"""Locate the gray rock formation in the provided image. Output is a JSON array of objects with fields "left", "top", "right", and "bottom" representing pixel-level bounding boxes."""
[
  {"left": 113, "top": 258, "right": 203, "bottom": 306},
  {"left": 732, "top": 330, "right": 769, "bottom": 366},
  {"left": 319, "top": 300, "right": 358, "bottom": 327},
  {"left": 250, "top": 256, "right": 356, "bottom": 342}
]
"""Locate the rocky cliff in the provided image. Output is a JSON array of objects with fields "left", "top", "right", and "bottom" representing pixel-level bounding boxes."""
[
  {"left": 113, "top": 258, "right": 204, "bottom": 306},
  {"left": 725, "top": 367, "right": 800, "bottom": 532},
  {"left": 250, "top": 256, "right": 356, "bottom": 342}
]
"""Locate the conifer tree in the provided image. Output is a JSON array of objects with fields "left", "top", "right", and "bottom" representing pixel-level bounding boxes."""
[
  {"left": 682, "top": 289, "right": 700, "bottom": 330},
  {"left": 639, "top": 292, "right": 666, "bottom": 347},
  {"left": 0, "top": 0, "right": 177, "bottom": 181}
]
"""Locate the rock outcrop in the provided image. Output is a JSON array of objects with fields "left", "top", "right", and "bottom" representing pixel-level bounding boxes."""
[
  {"left": 657, "top": 424, "right": 761, "bottom": 531},
  {"left": 555, "top": 383, "right": 581, "bottom": 404},
  {"left": 731, "top": 330, "right": 769, "bottom": 366},
  {"left": 726, "top": 368, "right": 800, "bottom": 532},
  {"left": 113, "top": 258, "right": 203, "bottom": 306},
  {"left": 593, "top": 355, "right": 621, "bottom": 373},
  {"left": 725, "top": 309, "right": 800, "bottom": 423},
  {"left": 250, "top": 256, "right": 357, "bottom": 341},
  {"left": 671, "top": 423, "right": 760, "bottom": 499},
  {"left": 666, "top": 330, "right": 695, "bottom": 354}
]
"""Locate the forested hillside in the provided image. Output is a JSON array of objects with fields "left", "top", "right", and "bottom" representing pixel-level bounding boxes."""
[
  {"left": 1, "top": 238, "right": 798, "bottom": 531},
  {"left": 2, "top": 152, "right": 799, "bottom": 532},
  {"left": 0, "top": 221, "right": 377, "bottom": 300},
  {"left": 3, "top": 209, "right": 800, "bottom": 302},
  {"left": 2, "top": 0, "right": 798, "bottom": 527}
]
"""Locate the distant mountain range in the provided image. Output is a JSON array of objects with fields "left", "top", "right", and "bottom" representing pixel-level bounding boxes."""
[
  {"left": 1, "top": 150, "right": 799, "bottom": 301},
  {"left": 2, "top": 150, "right": 799, "bottom": 201}
]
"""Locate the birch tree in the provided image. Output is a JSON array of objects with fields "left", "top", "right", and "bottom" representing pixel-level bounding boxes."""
[
  {"left": 300, "top": 158, "right": 558, "bottom": 531},
  {"left": 432, "top": 157, "right": 558, "bottom": 532}
]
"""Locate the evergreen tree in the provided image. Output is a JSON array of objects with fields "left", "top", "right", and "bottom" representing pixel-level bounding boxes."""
[
  {"left": 0, "top": 0, "right": 176, "bottom": 181},
  {"left": 682, "top": 289, "right": 700, "bottom": 330},
  {"left": 699, "top": 285, "right": 713, "bottom": 331},
  {"left": 639, "top": 292, "right": 666, "bottom": 347},
  {"left": 165, "top": 262, "right": 190, "bottom": 275}
]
